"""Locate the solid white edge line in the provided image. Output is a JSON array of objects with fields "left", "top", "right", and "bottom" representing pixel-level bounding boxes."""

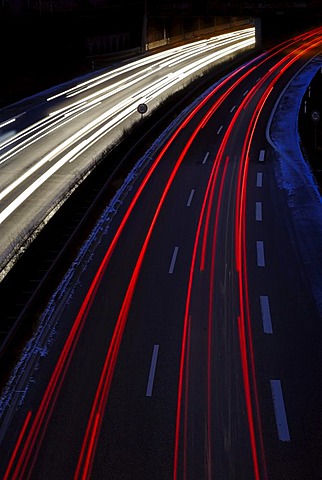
[
  {"left": 270, "top": 379, "right": 291, "bottom": 441},
  {"left": 146, "top": 345, "right": 160, "bottom": 397}
]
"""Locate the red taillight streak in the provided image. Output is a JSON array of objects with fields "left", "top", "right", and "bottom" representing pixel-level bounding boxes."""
[
  {"left": 200, "top": 102, "right": 245, "bottom": 273},
  {"left": 199, "top": 147, "right": 223, "bottom": 271},
  {"left": 235, "top": 32, "right": 322, "bottom": 273},
  {"left": 173, "top": 149, "right": 232, "bottom": 480},
  {"left": 3, "top": 411, "right": 32, "bottom": 480},
  {"left": 75, "top": 122, "right": 211, "bottom": 479},
  {"left": 6, "top": 56, "right": 249, "bottom": 479},
  {"left": 235, "top": 33, "right": 321, "bottom": 271},
  {"left": 6, "top": 88, "right": 202, "bottom": 480},
  {"left": 243, "top": 36, "right": 322, "bottom": 111},
  {"left": 173, "top": 197, "right": 206, "bottom": 480},
  {"left": 233, "top": 30, "right": 322, "bottom": 480},
  {"left": 10, "top": 277, "right": 101, "bottom": 480},
  {"left": 183, "top": 316, "right": 192, "bottom": 479},
  {"left": 173, "top": 147, "right": 233, "bottom": 478},
  {"left": 78, "top": 30, "right": 322, "bottom": 480},
  {"left": 237, "top": 314, "right": 260, "bottom": 479},
  {"left": 206, "top": 155, "right": 230, "bottom": 479},
  {"left": 6, "top": 28, "right": 321, "bottom": 479},
  {"left": 174, "top": 32, "right": 321, "bottom": 478}
]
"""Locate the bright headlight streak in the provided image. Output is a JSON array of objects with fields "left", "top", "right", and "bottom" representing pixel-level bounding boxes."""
[
  {"left": 49, "top": 100, "right": 89, "bottom": 117},
  {"left": 0, "top": 29, "right": 255, "bottom": 222},
  {"left": 0, "top": 94, "right": 136, "bottom": 202},
  {"left": 64, "top": 32, "right": 253, "bottom": 101},
  {"left": 46, "top": 27, "right": 254, "bottom": 100},
  {"left": 0, "top": 118, "right": 16, "bottom": 129},
  {"left": 65, "top": 61, "right": 161, "bottom": 100},
  {"left": 64, "top": 31, "right": 254, "bottom": 109},
  {"left": 47, "top": 45, "right": 190, "bottom": 100},
  {"left": 1, "top": 62, "right": 157, "bottom": 161},
  {"left": 63, "top": 102, "right": 101, "bottom": 118},
  {"left": 1, "top": 64, "right": 157, "bottom": 160},
  {"left": 159, "top": 37, "right": 256, "bottom": 92},
  {"left": 0, "top": 34, "right": 254, "bottom": 199},
  {"left": 0, "top": 102, "right": 101, "bottom": 164},
  {"left": 1, "top": 71, "right": 143, "bottom": 164},
  {"left": 0, "top": 113, "right": 57, "bottom": 152},
  {"left": 164, "top": 31, "right": 254, "bottom": 69},
  {"left": 0, "top": 101, "right": 138, "bottom": 225},
  {"left": 0, "top": 29, "right": 254, "bottom": 158}
]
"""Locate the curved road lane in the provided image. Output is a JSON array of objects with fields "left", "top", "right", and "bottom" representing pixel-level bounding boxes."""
[{"left": 0, "top": 27, "right": 322, "bottom": 479}]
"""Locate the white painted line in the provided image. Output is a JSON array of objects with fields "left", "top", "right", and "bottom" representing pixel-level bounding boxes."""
[
  {"left": 256, "top": 202, "right": 262, "bottom": 221},
  {"left": 243, "top": 89, "right": 249, "bottom": 96},
  {"left": 169, "top": 246, "right": 179, "bottom": 273},
  {"left": 270, "top": 380, "right": 290, "bottom": 441},
  {"left": 256, "top": 76, "right": 261, "bottom": 82},
  {"left": 260, "top": 295, "right": 273, "bottom": 333},
  {"left": 256, "top": 241, "right": 265, "bottom": 267},
  {"left": 146, "top": 345, "right": 159, "bottom": 397},
  {"left": 217, "top": 125, "right": 223, "bottom": 134},
  {"left": 256, "top": 172, "right": 263, "bottom": 187},
  {"left": 259, "top": 149, "right": 265, "bottom": 162},
  {"left": 187, "top": 189, "right": 195, "bottom": 206},
  {"left": 202, "top": 151, "right": 209, "bottom": 164},
  {"left": 230, "top": 105, "right": 236, "bottom": 112}
]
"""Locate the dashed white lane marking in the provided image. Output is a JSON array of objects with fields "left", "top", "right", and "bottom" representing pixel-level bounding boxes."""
[
  {"left": 187, "top": 189, "right": 195, "bottom": 206},
  {"left": 202, "top": 151, "right": 209, "bottom": 164},
  {"left": 217, "top": 125, "right": 223, "bottom": 134},
  {"left": 146, "top": 345, "right": 159, "bottom": 397},
  {"left": 169, "top": 246, "right": 179, "bottom": 273},
  {"left": 270, "top": 379, "right": 291, "bottom": 441},
  {"left": 256, "top": 172, "right": 263, "bottom": 187},
  {"left": 243, "top": 89, "right": 249, "bottom": 96},
  {"left": 230, "top": 105, "right": 236, "bottom": 112},
  {"left": 256, "top": 202, "right": 262, "bottom": 221},
  {"left": 256, "top": 241, "right": 265, "bottom": 267},
  {"left": 259, "top": 149, "right": 265, "bottom": 162},
  {"left": 260, "top": 295, "right": 273, "bottom": 333}
]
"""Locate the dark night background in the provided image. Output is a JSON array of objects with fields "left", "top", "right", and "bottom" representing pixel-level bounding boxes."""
[{"left": 0, "top": 1, "right": 321, "bottom": 107}]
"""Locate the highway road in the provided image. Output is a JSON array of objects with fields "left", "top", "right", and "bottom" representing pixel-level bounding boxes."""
[
  {"left": 0, "top": 25, "right": 255, "bottom": 282},
  {"left": 0, "top": 26, "right": 322, "bottom": 479}
]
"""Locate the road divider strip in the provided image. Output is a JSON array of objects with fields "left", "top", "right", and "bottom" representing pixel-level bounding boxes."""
[
  {"left": 260, "top": 295, "right": 273, "bottom": 334},
  {"left": 256, "top": 241, "right": 265, "bottom": 267},
  {"left": 146, "top": 345, "right": 160, "bottom": 397},
  {"left": 169, "top": 246, "right": 179, "bottom": 274},
  {"left": 256, "top": 172, "right": 263, "bottom": 187},
  {"left": 186, "top": 189, "right": 195, "bottom": 206},
  {"left": 270, "top": 379, "right": 291, "bottom": 441},
  {"left": 255, "top": 202, "right": 262, "bottom": 221}
]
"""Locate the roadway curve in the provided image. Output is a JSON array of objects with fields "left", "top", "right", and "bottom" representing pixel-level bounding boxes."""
[
  {"left": 0, "top": 27, "right": 322, "bottom": 480},
  {"left": 0, "top": 25, "right": 256, "bottom": 281}
]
